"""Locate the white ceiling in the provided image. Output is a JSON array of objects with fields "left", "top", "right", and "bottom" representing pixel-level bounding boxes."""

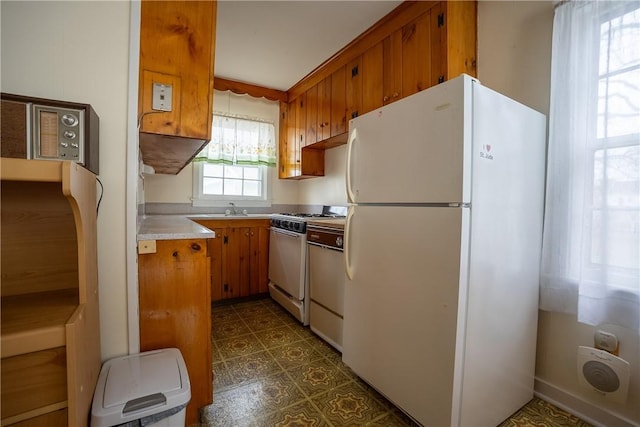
[{"left": 214, "top": 1, "right": 403, "bottom": 92}]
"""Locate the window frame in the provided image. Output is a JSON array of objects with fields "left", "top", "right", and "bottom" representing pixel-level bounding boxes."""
[
  {"left": 584, "top": 3, "right": 640, "bottom": 289},
  {"left": 192, "top": 162, "right": 272, "bottom": 207}
]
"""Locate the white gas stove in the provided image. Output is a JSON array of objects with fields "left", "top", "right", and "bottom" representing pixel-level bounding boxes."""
[{"left": 268, "top": 206, "right": 346, "bottom": 324}]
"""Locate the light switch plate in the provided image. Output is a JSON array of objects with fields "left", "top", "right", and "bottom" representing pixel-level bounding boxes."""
[
  {"left": 152, "top": 83, "right": 172, "bottom": 112},
  {"left": 138, "top": 240, "right": 157, "bottom": 254}
]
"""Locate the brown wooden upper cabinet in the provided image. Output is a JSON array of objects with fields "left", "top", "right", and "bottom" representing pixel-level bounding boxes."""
[
  {"left": 345, "top": 56, "right": 363, "bottom": 123},
  {"left": 362, "top": 42, "right": 384, "bottom": 114},
  {"left": 330, "top": 66, "right": 347, "bottom": 137},
  {"left": 138, "top": 0, "right": 217, "bottom": 175},
  {"left": 305, "top": 76, "right": 333, "bottom": 145},
  {"left": 383, "top": 29, "right": 403, "bottom": 106},
  {"left": 306, "top": 84, "right": 318, "bottom": 144},
  {"left": 319, "top": 77, "right": 332, "bottom": 141},
  {"left": 279, "top": 92, "right": 324, "bottom": 179},
  {"left": 402, "top": 2, "right": 447, "bottom": 97},
  {"left": 296, "top": 93, "right": 307, "bottom": 150},
  {"left": 284, "top": 100, "right": 300, "bottom": 177},
  {"left": 278, "top": 0, "right": 476, "bottom": 180}
]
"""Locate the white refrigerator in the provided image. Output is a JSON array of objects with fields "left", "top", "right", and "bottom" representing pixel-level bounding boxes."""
[{"left": 343, "top": 74, "right": 546, "bottom": 426}]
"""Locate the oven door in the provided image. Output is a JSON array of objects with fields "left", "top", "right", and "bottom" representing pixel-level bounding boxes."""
[
  {"left": 268, "top": 227, "right": 306, "bottom": 300},
  {"left": 308, "top": 243, "right": 345, "bottom": 316}
]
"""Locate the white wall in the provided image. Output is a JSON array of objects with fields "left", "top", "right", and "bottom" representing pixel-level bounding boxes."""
[
  {"left": 298, "top": 145, "right": 348, "bottom": 206},
  {"left": 536, "top": 312, "right": 640, "bottom": 424},
  {"left": 477, "top": 2, "right": 639, "bottom": 424},
  {"left": 478, "top": 1, "right": 552, "bottom": 116},
  {"left": 1, "top": 1, "right": 131, "bottom": 360},
  {"left": 143, "top": 90, "right": 298, "bottom": 206}
]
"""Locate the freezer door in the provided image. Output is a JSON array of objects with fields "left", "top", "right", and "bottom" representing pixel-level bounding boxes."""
[
  {"left": 343, "top": 205, "right": 469, "bottom": 427},
  {"left": 346, "top": 75, "right": 473, "bottom": 204}
]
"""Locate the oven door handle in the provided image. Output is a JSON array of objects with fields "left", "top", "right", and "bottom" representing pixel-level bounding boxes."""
[
  {"left": 270, "top": 227, "right": 303, "bottom": 239},
  {"left": 307, "top": 241, "right": 343, "bottom": 252}
]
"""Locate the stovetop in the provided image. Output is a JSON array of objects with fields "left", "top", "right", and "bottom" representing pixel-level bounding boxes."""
[
  {"left": 276, "top": 213, "right": 344, "bottom": 218},
  {"left": 271, "top": 206, "right": 346, "bottom": 233}
]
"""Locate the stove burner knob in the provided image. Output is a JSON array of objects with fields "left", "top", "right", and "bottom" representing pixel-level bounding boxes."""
[{"left": 336, "top": 236, "right": 343, "bottom": 247}]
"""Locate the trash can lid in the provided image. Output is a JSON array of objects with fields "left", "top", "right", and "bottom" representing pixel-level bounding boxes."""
[{"left": 91, "top": 348, "right": 191, "bottom": 427}]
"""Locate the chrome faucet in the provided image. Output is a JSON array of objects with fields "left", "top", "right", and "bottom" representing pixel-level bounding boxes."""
[{"left": 229, "top": 202, "right": 238, "bottom": 215}]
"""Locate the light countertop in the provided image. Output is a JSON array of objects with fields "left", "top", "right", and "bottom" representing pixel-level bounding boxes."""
[
  {"left": 186, "top": 214, "right": 273, "bottom": 220},
  {"left": 137, "top": 214, "right": 347, "bottom": 240},
  {"left": 137, "top": 215, "right": 216, "bottom": 241},
  {"left": 137, "top": 214, "right": 273, "bottom": 241}
]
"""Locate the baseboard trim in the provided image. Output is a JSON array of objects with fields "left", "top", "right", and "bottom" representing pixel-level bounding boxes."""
[{"left": 534, "top": 378, "right": 639, "bottom": 427}]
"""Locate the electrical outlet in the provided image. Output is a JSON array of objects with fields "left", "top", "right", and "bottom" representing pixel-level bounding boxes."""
[
  {"left": 152, "top": 83, "right": 172, "bottom": 112},
  {"left": 594, "top": 330, "right": 618, "bottom": 353}
]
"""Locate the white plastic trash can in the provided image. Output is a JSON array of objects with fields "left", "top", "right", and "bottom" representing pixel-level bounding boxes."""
[{"left": 91, "top": 348, "right": 191, "bottom": 427}]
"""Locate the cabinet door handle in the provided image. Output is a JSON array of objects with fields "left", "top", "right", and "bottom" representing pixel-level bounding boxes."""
[
  {"left": 191, "top": 243, "right": 201, "bottom": 251},
  {"left": 383, "top": 95, "right": 390, "bottom": 102}
]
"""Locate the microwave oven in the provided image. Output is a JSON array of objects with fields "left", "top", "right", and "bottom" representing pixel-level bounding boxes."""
[{"left": 0, "top": 93, "right": 99, "bottom": 174}]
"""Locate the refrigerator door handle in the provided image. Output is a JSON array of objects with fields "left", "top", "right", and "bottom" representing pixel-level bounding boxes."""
[
  {"left": 345, "top": 205, "right": 355, "bottom": 280},
  {"left": 346, "top": 128, "right": 357, "bottom": 203}
]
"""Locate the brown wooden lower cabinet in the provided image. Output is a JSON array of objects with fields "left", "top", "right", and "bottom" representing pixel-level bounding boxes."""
[
  {"left": 194, "top": 219, "right": 270, "bottom": 302},
  {"left": 138, "top": 238, "right": 212, "bottom": 426}
]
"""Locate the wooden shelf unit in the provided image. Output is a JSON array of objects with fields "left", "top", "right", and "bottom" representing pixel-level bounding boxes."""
[
  {"left": 1, "top": 158, "right": 101, "bottom": 427},
  {"left": 1, "top": 289, "right": 78, "bottom": 358}
]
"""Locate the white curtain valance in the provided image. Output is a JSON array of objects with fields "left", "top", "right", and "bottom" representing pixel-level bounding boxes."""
[{"left": 194, "top": 114, "right": 276, "bottom": 166}]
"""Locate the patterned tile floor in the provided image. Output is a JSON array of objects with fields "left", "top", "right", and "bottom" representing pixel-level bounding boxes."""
[{"left": 201, "top": 297, "right": 592, "bottom": 427}]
